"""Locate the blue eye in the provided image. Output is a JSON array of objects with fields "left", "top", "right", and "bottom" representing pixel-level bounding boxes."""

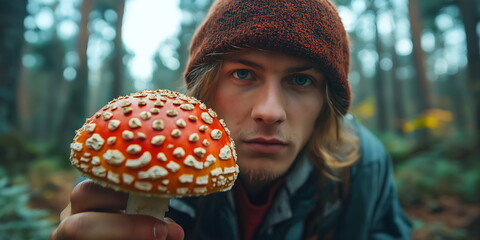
[
  {"left": 233, "top": 69, "right": 253, "bottom": 80},
  {"left": 290, "top": 75, "right": 313, "bottom": 87}
]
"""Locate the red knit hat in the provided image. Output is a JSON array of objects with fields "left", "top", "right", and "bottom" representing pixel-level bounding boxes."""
[{"left": 185, "top": 0, "right": 351, "bottom": 115}]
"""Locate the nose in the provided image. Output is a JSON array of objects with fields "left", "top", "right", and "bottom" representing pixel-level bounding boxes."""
[{"left": 251, "top": 81, "right": 287, "bottom": 124}]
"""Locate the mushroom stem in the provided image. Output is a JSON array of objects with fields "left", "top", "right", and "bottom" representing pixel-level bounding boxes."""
[{"left": 126, "top": 194, "right": 170, "bottom": 219}]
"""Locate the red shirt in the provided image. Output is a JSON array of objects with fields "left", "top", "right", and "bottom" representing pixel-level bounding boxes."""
[{"left": 233, "top": 180, "right": 285, "bottom": 240}]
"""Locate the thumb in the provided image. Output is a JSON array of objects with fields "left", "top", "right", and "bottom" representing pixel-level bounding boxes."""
[{"left": 164, "top": 217, "right": 185, "bottom": 240}]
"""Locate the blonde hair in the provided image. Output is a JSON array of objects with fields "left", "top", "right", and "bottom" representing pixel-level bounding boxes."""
[{"left": 184, "top": 59, "right": 359, "bottom": 181}]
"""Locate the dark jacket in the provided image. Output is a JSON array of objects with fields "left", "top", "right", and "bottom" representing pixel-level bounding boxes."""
[{"left": 166, "top": 117, "right": 413, "bottom": 240}]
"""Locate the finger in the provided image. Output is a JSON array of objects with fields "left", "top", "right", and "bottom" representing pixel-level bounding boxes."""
[
  {"left": 70, "top": 180, "right": 128, "bottom": 214},
  {"left": 59, "top": 203, "right": 72, "bottom": 221},
  {"left": 51, "top": 212, "right": 184, "bottom": 240},
  {"left": 165, "top": 218, "right": 185, "bottom": 240}
]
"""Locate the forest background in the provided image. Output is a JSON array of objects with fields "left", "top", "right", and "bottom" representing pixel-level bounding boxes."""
[{"left": 0, "top": 0, "right": 479, "bottom": 239}]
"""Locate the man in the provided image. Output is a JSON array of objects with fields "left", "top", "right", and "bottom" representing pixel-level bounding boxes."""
[{"left": 51, "top": 0, "right": 412, "bottom": 239}]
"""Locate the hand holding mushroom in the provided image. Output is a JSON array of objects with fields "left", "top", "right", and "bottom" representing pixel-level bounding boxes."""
[{"left": 69, "top": 89, "right": 239, "bottom": 219}]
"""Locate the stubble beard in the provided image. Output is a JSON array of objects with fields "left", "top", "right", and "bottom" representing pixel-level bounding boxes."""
[
  {"left": 232, "top": 127, "right": 290, "bottom": 184},
  {"left": 239, "top": 166, "right": 282, "bottom": 184}
]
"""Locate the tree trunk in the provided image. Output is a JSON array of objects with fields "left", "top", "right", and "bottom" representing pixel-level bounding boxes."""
[
  {"left": 408, "top": 0, "right": 432, "bottom": 141},
  {"left": 373, "top": 8, "right": 388, "bottom": 132},
  {"left": 457, "top": 0, "right": 480, "bottom": 145},
  {"left": 389, "top": 9, "right": 407, "bottom": 135},
  {"left": 0, "top": 0, "right": 27, "bottom": 133},
  {"left": 408, "top": 0, "right": 432, "bottom": 111},
  {"left": 111, "top": 0, "right": 126, "bottom": 99},
  {"left": 57, "top": 0, "right": 92, "bottom": 155}
]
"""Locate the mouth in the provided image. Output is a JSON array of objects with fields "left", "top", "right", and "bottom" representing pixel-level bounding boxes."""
[{"left": 243, "top": 138, "right": 288, "bottom": 154}]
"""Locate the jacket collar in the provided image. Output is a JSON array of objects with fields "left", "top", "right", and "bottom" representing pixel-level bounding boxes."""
[{"left": 261, "top": 152, "right": 315, "bottom": 229}]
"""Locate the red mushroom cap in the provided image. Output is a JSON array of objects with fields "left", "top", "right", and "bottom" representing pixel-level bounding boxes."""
[{"left": 70, "top": 89, "right": 239, "bottom": 197}]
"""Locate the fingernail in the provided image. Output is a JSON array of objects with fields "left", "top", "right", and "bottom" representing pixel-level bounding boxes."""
[{"left": 154, "top": 221, "right": 168, "bottom": 240}]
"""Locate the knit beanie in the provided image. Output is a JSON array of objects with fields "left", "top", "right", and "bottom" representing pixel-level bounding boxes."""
[{"left": 185, "top": 0, "right": 351, "bottom": 115}]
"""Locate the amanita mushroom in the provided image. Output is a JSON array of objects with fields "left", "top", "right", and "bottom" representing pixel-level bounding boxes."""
[{"left": 69, "top": 89, "right": 239, "bottom": 219}]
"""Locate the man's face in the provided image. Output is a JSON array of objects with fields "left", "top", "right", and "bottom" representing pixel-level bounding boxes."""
[{"left": 211, "top": 50, "right": 325, "bottom": 182}]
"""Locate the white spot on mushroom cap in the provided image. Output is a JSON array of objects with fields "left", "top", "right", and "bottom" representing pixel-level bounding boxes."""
[
  {"left": 79, "top": 162, "right": 89, "bottom": 170},
  {"left": 194, "top": 147, "right": 206, "bottom": 158},
  {"left": 166, "top": 109, "right": 178, "bottom": 117},
  {"left": 150, "top": 108, "right": 160, "bottom": 114},
  {"left": 91, "top": 156, "right": 100, "bottom": 165},
  {"left": 103, "top": 112, "right": 113, "bottom": 120},
  {"left": 184, "top": 155, "right": 203, "bottom": 170},
  {"left": 210, "top": 129, "right": 222, "bottom": 140},
  {"left": 148, "top": 95, "right": 158, "bottom": 100},
  {"left": 125, "top": 151, "right": 152, "bottom": 169},
  {"left": 107, "top": 136, "right": 116, "bottom": 145},
  {"left": 217, "top": 175, "right": 227, "bottom": 186},
  {"left": 134, "top": 181, "right": 153, "bottom": 191},
  {"left": 107, "top": 171, "right": 120, "bottom": 184},
  {"left": 176, "top": 119, "right": 186, "bottom": 128},
  {"left": 179, "top": 174, "right": 194, "bottom": 183},
  {"left": 103, "top": 149, "right": 125, "bottom": 166},
  {"left": 180, "top": 104, "right": 194, "bottom": 111},
  {"left": 219, "top": 145, "right": 232, "bottom": 160},
  {"left": 194, "top": 187, "right": 208, "bottom": 194},
  {"left": 85, "top": 123, "right": 96, "bottom": 133},
  {"left": 126, "top": 144, "right": 142, "bottom": 155},
  {"left": 196, "top": 175, "right": 209, "bottom": 185},
  {"left": 189, "top": 133, "right": 200, "bottom": 143},
  {"left": 108, "top": 120, "right": 121, "bottom": 131},
  {"left": 121, "top": 100, "right": 132, "bottom": 107},
  {"left": 208, "top": 109, "right": 218, "bottom": 118},
  {"left": 177, "top": 188, "right": 188, "bottom": 194},
  {"left": 173, "top": 147, "right": 185, "bottom": 158},
  {"left": 155, "top": 101, "right": 164, "bottom": 107},
  {"left": 122, "top": 107, "right": 133, "bottom": 115},
  {"left": 223, "top": 166, "right": 237, "bottom": 174},
  {"left": 138, "top": 166, "right": 168, "bottom": 180},
  {"left": 152, "top": 120, "right": 164, "bottom": 131},
  {"left": 166, "top": 161, "right": 181, "bottom": 172},
  {"left": 92, "top": 166, "right": 107, "bottom": 177},
  {"left": 137, "top": 132, "right": 146, "bottom": 140},
  {"left": 171, "top": 129, "right": 182, "bottom": 138},
  {"left": 86, "top": 133, "right": 105, "bottom": 151},
  {"left": 71, "top": 158, "right": 80, "bottom": 167},
  {"left": 138, "top": 99, "right": 147, "bottom": 106},
  {"left": 122, "top": 173, "right": 134, "bottom": 184},
  {"left": 151, "top": 135, "right": 165, "bottom": 146},
  {"left": 199, "top": 125, "right": 208, "bottom": 132},
  {"left": 140, "top": 111, "right": 152, "bottom": 120},
  {"left": 70, "top": 142, "right": 83, "bottom": 151},
  {"left": 122, "top": 130, "right": 134, "bottom": 140},
  {"left": 129, "top": 118, "right": 142, "bottom": 129},
  {"left": 157, "top": 152, "right": 167, "bottom": 162},
  {"left": 201, "top": 112, "right": 213, "bottom": 124},
  {"left": 204, "top": 154, "right": 216, "bottom": 168},
  {"left": 189, "top": 115, "right": 198, "bottom": 122},
  {"left": 210, "top": 168, "right": 222, "bottom": 177}
]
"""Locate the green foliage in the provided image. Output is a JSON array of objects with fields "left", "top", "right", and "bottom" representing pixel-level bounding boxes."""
[
  {"left": 0, "top": 168, "right": 55, "bottom": 240},
  {"left": 413, "top": 219, "right": 469, "bottom": 240},
  {"left": 392, "top": 137, "right": 480, "bottom": 204}
]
